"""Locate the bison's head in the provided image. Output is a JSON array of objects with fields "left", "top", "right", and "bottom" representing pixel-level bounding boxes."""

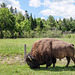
[{"left": 26, "top": 53, "right": 40, "bottom": 69}]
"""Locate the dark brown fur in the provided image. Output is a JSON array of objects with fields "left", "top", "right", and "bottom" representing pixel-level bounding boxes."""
[{"left": 26, "top": 38, "right": 75, "bottom": 68}]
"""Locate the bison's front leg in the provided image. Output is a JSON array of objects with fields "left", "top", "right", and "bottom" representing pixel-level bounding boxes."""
[
  {"left": 52, "top": 58, "right": 56, "bottom": 67},
  {"left": 46, "top": 60, "right": 52, "bottom": 69}
]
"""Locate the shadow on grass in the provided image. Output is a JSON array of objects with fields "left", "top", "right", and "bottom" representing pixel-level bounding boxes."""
[{"left": 33, "top": 66, "right": 75, "bottom": 71}]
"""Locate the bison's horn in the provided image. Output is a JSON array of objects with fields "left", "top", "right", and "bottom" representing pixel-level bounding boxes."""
[{"left": 28, "top": 56, "right": 32, "bottom": 61}]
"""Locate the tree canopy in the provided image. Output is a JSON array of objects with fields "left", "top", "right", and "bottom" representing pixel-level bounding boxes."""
[{"left": 0, "top": 3, "right": 75, "bottom": 38}]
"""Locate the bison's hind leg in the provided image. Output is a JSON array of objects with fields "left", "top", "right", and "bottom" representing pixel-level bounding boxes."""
[
  {"left": 65, "top": 57, "right": 70, "bottom": 67},
  {"left": 71, "top": 57, "right": 75, "bottom": 64}
]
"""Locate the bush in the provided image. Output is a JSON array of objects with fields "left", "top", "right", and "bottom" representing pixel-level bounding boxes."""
[
  {"left": 66, "top": 34, "right": 71, "bottom": 38},
  {"left": 30, "top": 31, "right": 35, "bottom": 38},
  {"left": 2, "top": 30, "right": 11, "bottom": 38},
  {"left": 22, "top": 31, "right": 30, "bottom": 38},
  {"left": 40, "top": 30, "right": 62, "bottom": 38},
  {"left": 13, "top": 32, "right": 19, "bottom": 38}
]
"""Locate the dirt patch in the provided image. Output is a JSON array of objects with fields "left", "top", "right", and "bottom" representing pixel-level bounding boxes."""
[
  {"left": 0, "top": 55, "right": 25, "bottom": 65},
  {"left": 0, "top": 55, "right": 74, "bottom": 66}
]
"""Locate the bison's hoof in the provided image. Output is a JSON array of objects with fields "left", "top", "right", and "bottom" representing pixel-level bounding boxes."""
[{"left": 65, "top": 66, "right": 68, "bottom": 67}]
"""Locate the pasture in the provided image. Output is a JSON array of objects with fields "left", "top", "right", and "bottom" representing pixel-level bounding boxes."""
[{"left": 0, "top": 38, "right": 75, "bottom": 75}]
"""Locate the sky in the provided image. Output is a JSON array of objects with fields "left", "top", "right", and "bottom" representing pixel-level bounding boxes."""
[{"left": 0, "top": 0, "right": 75, "bottom": 20}]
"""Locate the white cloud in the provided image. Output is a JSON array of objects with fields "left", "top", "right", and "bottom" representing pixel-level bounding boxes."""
[
  {"left": 0, "top": 0, "right": 25, "bottom": 15},
  {"left": 41, "top": 17, "right": 45, "bottom": 20},
  {"left": 40, "top": 0, "right": 75, "bottom": 19},
  {"left": 29, "top": 0, "right": 41, "bottom": 7},
  {"left": 42, "top": 0, "right": 51, "bottom": 7}
]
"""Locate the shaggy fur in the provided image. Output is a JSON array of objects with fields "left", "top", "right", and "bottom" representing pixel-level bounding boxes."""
[{"left": 26, "top": 38, "right": 75, "bottom": 69}]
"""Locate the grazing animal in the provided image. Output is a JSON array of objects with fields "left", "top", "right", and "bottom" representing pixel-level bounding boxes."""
[{"left": 26, "top": 38, "right": 75, "bottom": 69}]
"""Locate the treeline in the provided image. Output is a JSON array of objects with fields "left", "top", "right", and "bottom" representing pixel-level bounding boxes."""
[{"left": 0, "top": 3, "right": 75, "bottom": 38}]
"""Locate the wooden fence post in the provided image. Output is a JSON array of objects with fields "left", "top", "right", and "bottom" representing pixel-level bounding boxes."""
[{"left": 24, "top": 44, "right": 26, "bottom": 64}]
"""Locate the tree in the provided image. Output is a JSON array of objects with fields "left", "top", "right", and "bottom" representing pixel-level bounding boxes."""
[
  {"left": 70, "top": 20, "right": 75, "bottom": 32},
  {"left": 36, "top": 18, "right": 41, "bottom": 26},
  {"left": 20, "top": 19, "right": 31, "bottom": 32},
  {"left": 61, "top": 18, "right": 71, "bottom": 32},
  {"left": 70, "top": 17, "right": 73, "bottom": 22},
  {"left": 10, "top": 6, "right": 14, "bottom": 14},
  {"left": 47, "top": 15, "right": 56, "bottom": 27},
  {"left": 40, "top": 20, "right": 43, "bottom": 29},
  {"left": 25, "top": 10, "right": 29, "bottom": 19},
  {"left": 0, "top": 8, "right": 16, "bottom": 38},
  {"left": 1, "top": 3, "right": 6, "bottom": 8},
  {"left": 16, "top": 12, "right": 25, "bottom": 23},
  {"left": 14, "top": 7, "right": 17, "bottom": 14},
  {"left": 33, "top": 18, "right": 37, "bottom": 29},
  {"left": 29, "top": 13, "right": 34, "bottom": 30},
  {"left": 56, "top": 18, "right": 62, "bottom": 30}
]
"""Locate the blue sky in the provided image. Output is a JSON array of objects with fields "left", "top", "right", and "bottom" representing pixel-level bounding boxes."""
[
  {"left": 0, "top": 0, "right": 75, "bottom": 20},
  {"left": 17, "top": 0, "right": 47, "bottom": 19}
]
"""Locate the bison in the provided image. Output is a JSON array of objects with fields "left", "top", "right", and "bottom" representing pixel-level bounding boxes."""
[{"left": 26, "top": 38, "right": 75, "bottom": 69}]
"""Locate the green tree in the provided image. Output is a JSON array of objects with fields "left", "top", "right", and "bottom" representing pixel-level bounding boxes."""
[
  {"left": 10, "top": 6, "right": 14, "bottom": 14},
  {"left": 61, "top": 18, "right": 71, "bottom": 32},
  {"left": 0, "top": 8, "right": 16, "bottom": 38},
  {"left": 14, "top": 7, "right": 17, "bottom": 14},
  {"left": 1, "top": 3, "right": 6, "bottom": 8},
  {"left": 29, "top": 13, "right": 34, "bottom": 30},
  {"left": 56, "top": 18, "right": 62, "bottom": 30},
  {"left": 16, "top": 12, "right": 25, "bottom": 23},
  {"left": 71, "top": 20, "right": 75, "bottom": 32},
  {"left": 33, "top": 18, "right": 37, "bottom": 29},
  {"left": 40, "top": 20, "right": 44, "bottom": 29},
  {"left": 36, "top": 18, "right": 41, "bottom": 27},
  {"left": 47, "top": 15, "right": 56, "bottom": 29},
  {"left": 25, "top": 10, "right": 29, "bottom": 19},
  {"left": 20, "top": 19, "right": 31, "bottom": 32}
]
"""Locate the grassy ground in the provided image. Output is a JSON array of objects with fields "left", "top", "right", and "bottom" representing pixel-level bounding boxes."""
[
  {"left": 0, "top": 64, "right": 75, "bottom": 75},
  {"left": 0, "top": 38, "right": 75, "bottom": 75},
  {"left": 0, "top": 38, "right": 41, "bottom": 55}
]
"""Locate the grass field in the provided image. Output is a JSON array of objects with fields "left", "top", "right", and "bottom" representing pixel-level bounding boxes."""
[{"left": 0, "top": 38, "right": 75, "bottom": 75}]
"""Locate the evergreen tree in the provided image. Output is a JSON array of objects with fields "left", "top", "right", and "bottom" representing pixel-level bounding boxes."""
[
  {"left": 40, "top": 20, "right": 43, "bottom": 29},
  {"left": 10, "top": 6, "right": 14, "bottom": 14},
  {"left": 70, "top": 17, "right": 73, "bottom": 22},
  {"left": 25, "top": 10, "right": 29, "bottom": 19},
  {"left": 29, "top": 13, "right": 34, "bottom": 30},
  {"left": 14, "top": 7, "right": 17, "bottom": 14},
  {"left": 1, "top": 3, "right": 6, "bottom": 8},
  {"left": 33, "top": 18, "right": 37, "bottom": 29},
  {"left": 48, "top": 15, "right": 56, "bottom": 27}
]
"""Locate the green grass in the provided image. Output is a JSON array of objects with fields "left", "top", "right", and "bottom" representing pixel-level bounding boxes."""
[
  {"left": 0, "top": 38, "right": 75, "bottom": 75},
  {"left": 0, "top": 64, "right": 75, "bottom": 75},
  {"left": 0, "top": 38, "right": 75, "bottom": 55},
  {"left": 0, "top": 38, "right": 41, "bottom": 55}
]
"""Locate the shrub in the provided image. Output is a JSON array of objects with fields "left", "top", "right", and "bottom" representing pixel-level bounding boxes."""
[
  {"left": 13, "top": 32, "right": 19, "bottom": 38},
  {"left": 2, "top": 30, "right": 11, "bottom": 38},
  {"left": 40, "top": 30, "right": 62, "bottom": 38},
  {"left": 30, "top": 31, "right": 35, "bottom": 38},
  {"left": 66, "top": 34, "right": 71, "bottom": 38},
  {"left": 22, "top": 31, "right": 30, "bottom": 38}
]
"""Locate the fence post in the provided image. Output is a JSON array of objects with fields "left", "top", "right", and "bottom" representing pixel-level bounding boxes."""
[{"left": 24, "top": 44, "right": 26, "bottom": 64}]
